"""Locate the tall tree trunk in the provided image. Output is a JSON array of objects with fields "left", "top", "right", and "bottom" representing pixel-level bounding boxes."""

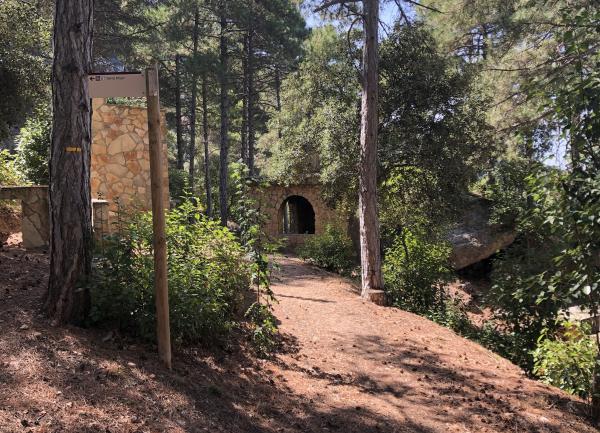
[
  {"left": 45, "top": 0, "right": 93, "bottom": 324},
  {"left": 219, "top": 7, "right": 229, "bottom": 226},
  {"left": 202, "top": 73, "right": 212, "bottom": 217},
  {"left": 188, "top": 8, "right": 200, "bottom": 189},
  {"left": 275, "top": 66, "right": 282, "bottom": 139},
  {"left": 592, "top": 335, "right": 600, "bottom": 422},
  {"left": 358, "top": 0, "right": 384, "bottom": 301},
  {"left": 274, "top": 67, "right": 282, "bottom": 113},
  {"left": 175, "top": 54, "right": 184, "bottom": 170},
  {"left": 246, "top": 29, "right": 256, "bottom": 175},
  {"left": 241, "top": 35, "right": 248, "bottom": 164}
]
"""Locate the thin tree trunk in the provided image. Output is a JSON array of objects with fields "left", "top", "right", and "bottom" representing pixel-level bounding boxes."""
[
  {"left": 202, "top": 73, "right": 212, "bottom": 217},
  {"left": 45, "top": 0, "right": 93, "bottom": 324},
  {"left": 275, "top": 66, "right": 282, "bottom": 139},
  {"left": 592, "top": 332, "right": 600, "bottom": 421},
  {"left": 571, "top": 112, "right": 581, "bottom": 171},
  {"left": 247, "top": 29, "right": 256, "bottom": 175},
  {"left": 358, "top": 0, "right": 384, "bottom": 300},
  {"left": 274, "top": 67, "right": 281, "bottom": 113},
  {"left": 219, "top": 7, "right": 229, "bottom": 226},
  {"left": 241, "top": 35, "right": 248, "bottom": 164},
  {"left": 175, "top": 54, "right": 184, "bottom": 170},
  {"left": 188, "top": 8, "right": 200, "bottom": 189}
]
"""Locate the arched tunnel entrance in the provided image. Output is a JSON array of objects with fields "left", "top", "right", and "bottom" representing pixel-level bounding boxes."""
[{"left": 280, "top": 195, "right": 315, "bottom": 234}]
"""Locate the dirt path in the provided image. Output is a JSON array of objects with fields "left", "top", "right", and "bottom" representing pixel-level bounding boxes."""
[
  {"left": 0, "top": 249, "right": 596, "bottom": 432},
  {"left": 267, "top": 256, "right": 594, "bottom": 433}
]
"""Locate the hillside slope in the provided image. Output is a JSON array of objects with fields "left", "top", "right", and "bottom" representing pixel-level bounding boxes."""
[{"left": 0, "top": 248, "right": 595, "bottom": 432}]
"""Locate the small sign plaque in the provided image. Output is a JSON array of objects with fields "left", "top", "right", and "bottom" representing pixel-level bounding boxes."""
[{"left": 88, "top": 72, "right": 146, "bottom": 98}]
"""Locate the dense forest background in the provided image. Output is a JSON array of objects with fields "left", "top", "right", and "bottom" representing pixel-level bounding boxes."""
[{"left": 1, "top": 0, "right": 599, "bottom": 416}]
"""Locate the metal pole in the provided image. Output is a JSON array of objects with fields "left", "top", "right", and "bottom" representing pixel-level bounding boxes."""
[{"left": 146, "top": 64, "right": 172, "bottom": 369}]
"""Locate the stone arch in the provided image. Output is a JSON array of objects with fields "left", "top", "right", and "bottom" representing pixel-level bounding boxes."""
[
  {"left": 255, "top": 183, "right": 346, "bottom": 248},
  {"left": 279, "top": 195, "right": 316, "bottom": 234}
]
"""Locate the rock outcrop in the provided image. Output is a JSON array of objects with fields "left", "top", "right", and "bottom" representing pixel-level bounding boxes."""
[{"left": 447, "top": 196, "right": 516, "bottom": 270}]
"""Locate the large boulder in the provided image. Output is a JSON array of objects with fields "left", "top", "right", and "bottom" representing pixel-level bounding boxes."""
[{"left": 447, "top": 196, "right": 516, "bottom": 270}]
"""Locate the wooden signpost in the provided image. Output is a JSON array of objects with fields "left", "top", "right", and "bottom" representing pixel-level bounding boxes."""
[
  {"left": 88, "top": 66, "right": 172, "bottom": 369},
  {"left": 88, "top": 72, "right": 146, "bottom": 98}
]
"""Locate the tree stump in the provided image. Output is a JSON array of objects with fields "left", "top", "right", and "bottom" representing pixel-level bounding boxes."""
[{"left": 367, "top": 290, "right": 387, "bottom": 306}]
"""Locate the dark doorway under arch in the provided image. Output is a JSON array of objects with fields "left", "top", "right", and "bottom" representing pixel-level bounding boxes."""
[{"left": 280, "top": 195, "right": 315, "bottom": 234}]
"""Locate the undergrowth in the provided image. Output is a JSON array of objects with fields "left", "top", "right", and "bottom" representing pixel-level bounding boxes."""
[{"left": 88, "top": 200, "right": 250, "bottom": 345}]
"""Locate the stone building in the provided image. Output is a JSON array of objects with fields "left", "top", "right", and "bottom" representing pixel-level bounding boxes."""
[
  {"left": 91, "top": 99, "right": 169, "bottom": 221},
  {"left": 255, "top": 183, "right": 346, "bottom": 247},
  {"left": 0, "top": 99, "right": 169, "bottom": 249},
  {"left": 2, "top": 99, "right": 348, "bottom": 251}
]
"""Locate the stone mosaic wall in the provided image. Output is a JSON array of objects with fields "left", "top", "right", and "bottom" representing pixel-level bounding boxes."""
[
  {"left": 254, "top": 184, "right": 346, "bottom": 247},
  {"left": 91, "top": 99, "right": 169, "bottom": 223},
  {"left": 0, "top": 186, "right": 49, "bottom": 249}
]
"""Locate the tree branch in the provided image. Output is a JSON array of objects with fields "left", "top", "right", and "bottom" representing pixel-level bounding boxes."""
[{"left": 313, "top": 0, "right": 357, "bottom": 13}]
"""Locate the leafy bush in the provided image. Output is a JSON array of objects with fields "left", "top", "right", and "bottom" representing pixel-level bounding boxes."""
[
  {"left": 245, "top": 302, "right": 278, "bottom": 358},
  {"left": 383, "top": 229, "right": 452, "bottom": 315},
  {"left": 0, "top": 149, "right": 23, "bottom": 185},
  {"left": 168, "top": 167, "right": 189, "bottom": 204},
  {"left": 16, "top": 109, "right": 51, "bottom": 184},
  {"left": 229, "top": 162, "right": 280, "bottom": 356},
  {"left": 430, "top": 298, "right": 543, "bottom": 371},
  {"left": 88, "top": 200, "right": 250, "bottom": 344},
  {"left": 533, "top": 321, "right": 596, "bottom": 398},
  {"left": 298, "top": 224, "right": 356, "bottom": 274},
  {"left": 481, "top": 159, "right": 532, "bottom": 227}
]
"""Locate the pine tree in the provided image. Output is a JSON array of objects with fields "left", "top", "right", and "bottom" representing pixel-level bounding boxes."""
[{"left": 45, "top": 0, "right": 94, "bottom": 324}]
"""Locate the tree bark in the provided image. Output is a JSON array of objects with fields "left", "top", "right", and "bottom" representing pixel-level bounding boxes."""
[
  {"left": 45, "top": 0, "right": 94, "bottom": 324},
  {"left": 175, "top": 54, "right": 184, "bottom": 170},
  {"left": 241, "top": 35, "right": 248, "bottom": 165},
  {"left": 202, "top": 73, "right": 212, "bottom": 217},
  {"left": 219, "top": 7, "right": 229, "bottom": 226},
  {"left": 188, "top": 8, "right": 200, "bottom": 189},
  {"left": 275, "top": 66, "right": 282, "bottom": 139},
  {"left": 358, "top": 0, "right": 384, "bottom": 300},
  {"left": 274, "top": 66, "right": 282, "bottom": 113},
  {"left": 246, "top": 29, "right": 256, "bottom": 176}
]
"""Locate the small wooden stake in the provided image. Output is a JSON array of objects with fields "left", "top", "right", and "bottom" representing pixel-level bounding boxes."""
[{"left": 146, "top": 64, "right": 172, "bottom": 369}]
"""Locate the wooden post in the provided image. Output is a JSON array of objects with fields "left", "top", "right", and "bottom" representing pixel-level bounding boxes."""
[{"left": 146, "top": 64, "right": 172, "bottom": 369}]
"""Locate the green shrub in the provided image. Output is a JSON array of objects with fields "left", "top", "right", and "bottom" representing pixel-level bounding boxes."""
[
  {"left": 168, "top": 167, "right": 189, "bottom": 203},
  {"left": 383, "top": 229, "right": 452, "bottom": 315},
  {"left": 16, "top": 109, "right": 51, "bottom": 184},
  {"left": 429, "top": 299, "right": 474, "bottom": 334},
  {"left": 298, "top": 224, "right": 355, "bottom": 274},
  {"left": 533, "top": 321, "right": 596, "bottom": 398},
  {"left": 245, "top": 302, "right": 278, "bottom": 358},
  {"left": 88, "top": 200, "right": 250, "bottom": 344},
  {"left": 481, "top": 159, "right": 532, "bottom": 227},
  {"left": 0, "top": 150, "right": 23, "bottom": 185}
]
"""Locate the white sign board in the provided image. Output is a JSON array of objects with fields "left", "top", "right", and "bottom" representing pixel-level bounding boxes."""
[{"left": 88, "top": 72, "right": 146, "bottom": 98}]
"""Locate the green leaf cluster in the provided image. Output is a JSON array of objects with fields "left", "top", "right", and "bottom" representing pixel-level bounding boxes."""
[
  {"left": 383, "top": 228, "right": 452, "bottom": 316},
  {"left": 533, "top": 321, "right": 597, "bottom": 398},
  {"left": 15, "top": 108, "right": 51, "bottom": 185},
  {"left": 298, "top": 225, "right": 356, "bottom": 275},
  {"left": 88, "top": 200, "right": 250, "bottom": 344},
  {"left": 0, "top": 150, "right": 24, "bottom": 186}
]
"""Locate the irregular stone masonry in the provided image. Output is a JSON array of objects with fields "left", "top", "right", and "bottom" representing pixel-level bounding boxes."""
[
  {"left": 4, "top": 103, "right": 347, "bottom": 250},
  {"left": 0, "top": 186, "right": 49, "bottom": 249},
  {"left": 91, "top": 99, "right": 169, "bottom": 232},
  {"left": 254, "top": 184, "right": 346, "bottom": 247}
]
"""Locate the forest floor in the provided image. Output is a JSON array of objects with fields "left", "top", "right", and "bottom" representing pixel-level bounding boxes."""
[{"left": 0, "top": 242, "right": 597, "bottom": 433}]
